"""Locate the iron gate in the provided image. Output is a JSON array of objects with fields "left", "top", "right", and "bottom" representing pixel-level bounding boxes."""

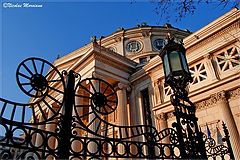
[{"left": 0, "top": 57, "right": 234, "bottom": 159}]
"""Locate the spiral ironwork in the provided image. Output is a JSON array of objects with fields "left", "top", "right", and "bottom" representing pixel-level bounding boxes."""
[{"left": 0, "top": 57, "right": 234, "bottom": 159}]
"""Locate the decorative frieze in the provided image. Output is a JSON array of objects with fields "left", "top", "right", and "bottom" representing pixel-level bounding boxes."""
[
  {"left": 195, "top": 91, "right": 227, "bottom": 111},
  {"left": 229, "top": 87, "right": 240, "bottom": 100},
  {"left": 210, "top": 90, "right": 227, "bottom": 104},
  {"left": 195, "top": 98, "right": 215, "bottom": 110}
]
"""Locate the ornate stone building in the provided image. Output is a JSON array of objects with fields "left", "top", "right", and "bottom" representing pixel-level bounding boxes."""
[{"left": 32, "top": 8, "right": 240, "bottom": 159}]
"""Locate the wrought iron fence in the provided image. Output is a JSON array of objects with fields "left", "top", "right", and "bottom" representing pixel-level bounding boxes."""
[{"left": 0, "top": 57, "right": 234, "bottom": 159}]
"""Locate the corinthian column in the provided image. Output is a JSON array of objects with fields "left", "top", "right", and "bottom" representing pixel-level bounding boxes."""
[{"left": 211, "top": 91, "right": 240, "bottom": 159}]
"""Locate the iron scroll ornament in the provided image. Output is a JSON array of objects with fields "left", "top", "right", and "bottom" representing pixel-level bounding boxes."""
[
  {"left": 0, "top": 57, "right": 234, "bottom": 159},
  {"left": 0, "top": 57, "right": 180, "bottom": 159},
  {"left": 73, "top": 78, "right": 178, "bottom": 142},
  {"left": 1, "top": 57, "right": 65, "bottom": 125},
  {"left": 0, "top": 57, "right": 66, "bottom": 159}
]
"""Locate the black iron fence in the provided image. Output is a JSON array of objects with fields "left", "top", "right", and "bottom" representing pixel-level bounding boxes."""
[{"left": 0, "top": 57, "right": 234, "bottom": 159}]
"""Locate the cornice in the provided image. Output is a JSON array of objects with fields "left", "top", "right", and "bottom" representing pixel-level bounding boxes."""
[
  {"left": 185, "top": 21, "right": 239, "bottom": 54},
  {"left": 94, "top": 54, "right": 134, "bottom": 74},
  {"left": 53, "top": 43, "right": 93, "bottom": 66},
  {"left": 184, "top": 8, "right": 239, "bottom": 49},
  {"left": 100, "top": 26, "right": 189, "bottom": 45}
]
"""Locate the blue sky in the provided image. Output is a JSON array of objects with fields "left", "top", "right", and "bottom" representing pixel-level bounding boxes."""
[{"left": 0, "top": 1, "right": 236, "bottom": 103}]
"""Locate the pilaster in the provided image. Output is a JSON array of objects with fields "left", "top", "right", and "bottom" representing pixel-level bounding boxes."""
[
  {"left": 211, "top": 91, "right": 240, "bottom": 159},
  {"left": 156, "top": 112, "right": 168, "bottom": 131},
  {"left": 203, "top": 53, "right": 219, "bottom": 81},
  {"left": 153, "top": 80, "right": 161, "bottom": 105}
]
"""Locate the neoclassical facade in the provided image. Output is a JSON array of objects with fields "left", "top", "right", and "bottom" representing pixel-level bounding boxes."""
[{"left": 32, "top": 8, "right": 240, "bottom": 159}]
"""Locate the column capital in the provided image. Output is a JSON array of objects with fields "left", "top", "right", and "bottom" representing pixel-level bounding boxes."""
[
  {"left": 117, "top": 82, "right": 131, "bottom": 91},
  {"left": 155, "top": 112, "right": 167, "bottom": 121},
  {"left": 210, "top": 90, "right": 227, "bottom": 104},
  {"left": 229, "top": 87, "right": 240, "bottom": 100}
]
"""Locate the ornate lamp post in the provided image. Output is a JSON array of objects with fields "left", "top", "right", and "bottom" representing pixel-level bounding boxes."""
[{"left": 159, "top": 35, "right": 207, "bottom": 159}]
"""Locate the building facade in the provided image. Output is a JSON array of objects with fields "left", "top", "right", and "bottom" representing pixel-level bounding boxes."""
[{"left": 31, "top": 8, "right": 240, "bottom": 159}]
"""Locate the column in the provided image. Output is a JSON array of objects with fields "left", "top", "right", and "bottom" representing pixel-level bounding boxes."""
[
  {"left": 116, "top": 83, "right": 129, "bottom": 157},
  {"left": 157, "top": 112, "right": 170, "bottom": 144},
  {"left": 116, "top": 83, "right": 129, "bottom": 126},
  {"left": 228, "top": 88, "right": 240, "bottom": 134},
  {"left": 88, "top": 80, "right": 100, "bottom": 157},
  {"left": 157, "top": 112, "right": 168, "bottom": 132},
  {"left": 29, "top": 118, "right": 37, "bottom": 147},
  {"left": 46, "top": 106, "right": 58, "bottom": 152},
  {"left": 129, "top": 85, "right": 140, "bottom": 126},
  {"left": 156, "top": 112, "right": 170, "bottom": 157},
  {"left": 35, "top": 115, "right": 45, "bottom": 148},
  {"left": 211, "top": 91, "right": 240, "bottom": 159}
]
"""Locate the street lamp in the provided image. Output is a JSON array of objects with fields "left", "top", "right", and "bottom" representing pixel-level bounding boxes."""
[
  {"left": 159, "top": 34, "right": 206, "bottom": 159},
  {"left": 159, "top": 35, "right": 192, "bottom": 91}
]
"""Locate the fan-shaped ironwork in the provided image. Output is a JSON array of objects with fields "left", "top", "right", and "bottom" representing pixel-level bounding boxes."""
[
  {"left": 0, "top": 57, "right": 65, "bottom": 125},
  {"left": 75, "top": 78, "right": 118, "bottom": 116},
  {"left": 0, "top": 57, "right": 235, "bottom": 160}
]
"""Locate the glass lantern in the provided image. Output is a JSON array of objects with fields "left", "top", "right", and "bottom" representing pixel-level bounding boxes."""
[{"left": 159, "top": 38, "right": 192, "bottom": 86}]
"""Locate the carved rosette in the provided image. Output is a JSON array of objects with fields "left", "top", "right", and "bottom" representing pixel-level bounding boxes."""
[{"left": 155, "top": 112, "right": 167, "bottom": 121}]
